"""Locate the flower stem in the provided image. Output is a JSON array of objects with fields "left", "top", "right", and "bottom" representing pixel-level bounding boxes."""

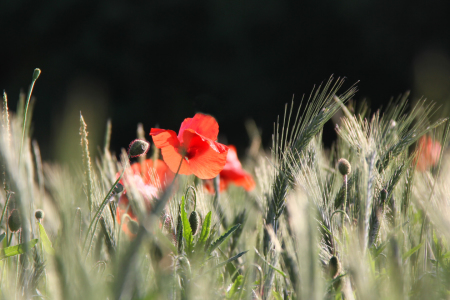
[{"left": 83, "top": 154, "right": 129, "bottom": 257}]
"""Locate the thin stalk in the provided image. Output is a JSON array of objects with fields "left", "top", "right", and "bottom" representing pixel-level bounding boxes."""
[
  {"left": 83, "top": 155, "right": 129, "bottom": 256},
  {"left": 0, "top": 192, "right": 12, "bottom": 230},
  {"left": 7, "top": 232, "right": 13, "bottom": 246},
  {"left": 18, "top": 69, "right": 41, "bottom": 167}
]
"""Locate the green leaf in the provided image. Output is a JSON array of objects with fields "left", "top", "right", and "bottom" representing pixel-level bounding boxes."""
[
  {"left": 181, "top": 196, "right": 194, "bottom": 252},
  {"left": 0, "top": 239, "right": 39, "bottom": 260},
  {"left": 38, "top": 223, "right": 55, "bottom": 255},
  {"left": 210, "top": 250, "right": 248, "bottom": 271},
  {"left": 198, "top": 211, "right": 212, "bottom": 246},
  {"left": 254, "top": 247, "right": 287, "bottom": 278},
  {"left": 403, "top": 242, "right": 424, "bottom": 260},
  {"left": 0, "top": 233, "right": 5, "bottom": 243},
  {"left": 208, "top": 224, "right": 240, "bottom": 254},
  {"left": 226, "top": 275, "right": 243, "bottom": 299},
  {"left": 272, "top": 290, "right": 283, "bottom": 300}
]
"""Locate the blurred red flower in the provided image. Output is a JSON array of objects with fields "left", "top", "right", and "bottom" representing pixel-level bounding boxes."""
[
  {"left": 204, "top": 145, "right": 255, "bottom": 193},
  {"left": 116, "top": 159, "right": 174, "bottom": 237},
  {"left": 150, "top": 113, "right": 229, "bottom": 179},
  {"left": 415, "top": 135, "right": 441, "bottom": 172}
]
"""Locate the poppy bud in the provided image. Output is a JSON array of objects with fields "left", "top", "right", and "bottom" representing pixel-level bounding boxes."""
[
  {"left": 35, "top": 209, "right": 45, "bottom": 220},
  {"left": 380, "top": 189, "right": 388, "bottom": 204},
  {"left": 32, "top": 68, "right": 41, "bottom": 81},
  {"left": 337, "top": 158, "right": 351, "bottom": 176},
  {"left": 126, "top": 217, "right": 139, "bottom": 235},
  {"left": 329, "top": 256, "right": 341, "bottom": 279},
  {"left": 8, "top": 209, "right": 22, "bottom": 232},
  {"left": 128, "top": 139, "right": 150, "bottom": 158},
  {"left": 114, "top": 182, "right": 124, "bottom": 194},
  {"left": 189, "top": 211, "right": 200, "bottom": 235}
]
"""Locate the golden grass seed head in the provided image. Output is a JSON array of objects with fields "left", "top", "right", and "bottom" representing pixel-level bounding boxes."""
[{"left": 337, "top": 158, "right": 351, "bottom": 176}]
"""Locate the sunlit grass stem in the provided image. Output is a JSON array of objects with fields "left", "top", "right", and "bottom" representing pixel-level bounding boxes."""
[{"left": 18, "top": 68, "right": 41, "bottom": 168}]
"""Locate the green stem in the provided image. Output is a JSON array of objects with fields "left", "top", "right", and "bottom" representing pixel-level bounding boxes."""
[
  {"left": 18, "top": 69, "right": 40, "bottom": 168},
  {"left": 7, "top": 232, "right": 13, "bottom": 246},
  {"left": 341, "top": 174, "right": 348, "bottom": 228},
  {"left": 83, "top": 156, "right": 129, "bottom": 256},
  {"left": 0, "top": 192, "right": 11, "bottom": 229}
]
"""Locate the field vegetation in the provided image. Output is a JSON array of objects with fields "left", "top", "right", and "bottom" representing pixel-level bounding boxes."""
[{"left": 1, "top": 70, "right": 449, "bottom": 299}]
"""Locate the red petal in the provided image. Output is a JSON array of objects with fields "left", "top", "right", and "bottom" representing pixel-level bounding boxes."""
[
  {"left": 150, "top": 128, "right": 192, "bottom": 175},
  {"left": 178, "top": 113, "right": 219, "bottom": 142},
  {"left": 221, "top": 169, "right": 256, "bottom": 191},
  {"left": 129, "top": 159, "right": 174, "bottom": 189},
  {"left": 150, "top": 128, "right": 180, "bottom": 149},
  {"left": 222, "top": 145, "right": 242, "bottom": 171},
  {"left": 116, "top": 194, "right": 138, "bottom": 237},
  {"left": 183, "top": 129, "right": 228, "bottom": 179}
]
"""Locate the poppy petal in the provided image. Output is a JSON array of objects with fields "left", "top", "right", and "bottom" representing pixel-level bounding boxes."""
[
  {"left": 178, "top": 113, "right": 219, "bottom": 142},
  {"left": 129, "top": 159, "right": 175, "bottom": 189},
  {"left": 183, "top": 129, "right": 228, "bottom": 179},
  {"left": 150, "top": 128, "right": 192, "bottom": 175},
  {"left": 222, "top": 145, "right": 242, "bottom": 171},
  {"left": 150, "top": 128, "right": 180, "bottom": 149},
  {"left": 221, "top": 169, "right": 256, "bottom": 191}
]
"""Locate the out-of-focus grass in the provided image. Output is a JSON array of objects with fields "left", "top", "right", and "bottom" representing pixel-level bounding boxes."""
[{"left": 0, "top": 71, "right": 449, "bottom": 299}]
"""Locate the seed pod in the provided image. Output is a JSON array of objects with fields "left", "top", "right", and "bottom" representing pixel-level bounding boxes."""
[
  {"left": 8, "top": 209, "right": 22, "bottom": 232},
  {"left": 329, "top": 256, "right": 341, "bottom": 279},
  {"left": 380, "top": 188, "right": 388, "bottom": 204},
  {"left": 128, "top": 139, "right": 150, "bottom": 158},
  {"left": 114, "top": 183, "right": 124, "bottom": 194},
  {"left": 189, "top": 211, "right": 200, "bottom": 235},
  {"left": 35, "top": 209, "right": 45, "bottom": 220},
  {"left": 329, "top": 255, "right": 342, "bottom": 290},
  {"left": 337, "top": 158, "right": 351, "bottom": 176},
  {"left": 127, "top": 218, "right": 139, "bottom": 235}
]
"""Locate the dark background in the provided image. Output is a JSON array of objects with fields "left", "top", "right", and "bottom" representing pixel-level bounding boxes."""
[{"left": 2, "top": 0, "right": 450, "bottom": 162}]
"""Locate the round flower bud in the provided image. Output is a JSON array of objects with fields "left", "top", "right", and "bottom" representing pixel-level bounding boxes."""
[
  {"left": 32, "top": 68, "right": 41, "bottom": 81},
  {"left": 8, "top": 209, "right": 22, "bottom": 232},
  {"left": 128, "top": 139, "right": 150, "bottom": 158},
  {"left": 189, "top": 211, "right": 200, "bottom": 236},
  {"left": 337, "top": 158, "right": 351, "bottom": 176},
  {"left": 35, "top": 209, "right": 45, "bottom": 220},
  {"left": 127, "top": 218, "right": 139, "bottom": 235},
  {"left": 329, "top": 256, "right": 341, "bottom": 279},
  {"left": 114, "top": 182, "right": 124, "bottom": 194},
  {"left": 380, "top": 189, "right": 388, "bottom": 204}
]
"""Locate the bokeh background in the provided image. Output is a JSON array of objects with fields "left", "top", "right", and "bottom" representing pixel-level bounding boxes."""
[{"left": 1, "top": 0, "right": 450, "bottom": 162}]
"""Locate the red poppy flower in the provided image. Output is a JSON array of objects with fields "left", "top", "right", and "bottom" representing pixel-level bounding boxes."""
[
  {"left": 204, "top": 145, "right": 256, "bottom": 193},
  {"left": 150, "top": 113, "right": 229, "bottom": 179},
  {"left": 415, "top": 135, "right": 442, "bottom": 172},
  {"left": 116, "top": 159, "right": 174, "bottom": 237}
]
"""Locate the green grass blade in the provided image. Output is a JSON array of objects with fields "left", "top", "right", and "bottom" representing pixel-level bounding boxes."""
[
  {"left": 210, "top": 250, "right": 248, "bottom": 271},
  {"left": 0, "top": 238, "right": 38, "bottom": 259},
  {"left": 403, "top": 242, "right": 424, "bottom": 260},
  {"left": 181, "top": 196, "right": 194, "bottom": 252},
  {"left": 254, "top": 247, "right": 287, "bottom": 278},
  {"left": 227, "top": 275, "right": 243, "bottom": 298},
  {"left": 198, "top": 211, "right": 212, "bottom": 246},
  {"left": 208, "top": 223, "right": 241, "bottom": 254},
  {"left": 38, "top": 223, "right": 55, "bottom": 255}
]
